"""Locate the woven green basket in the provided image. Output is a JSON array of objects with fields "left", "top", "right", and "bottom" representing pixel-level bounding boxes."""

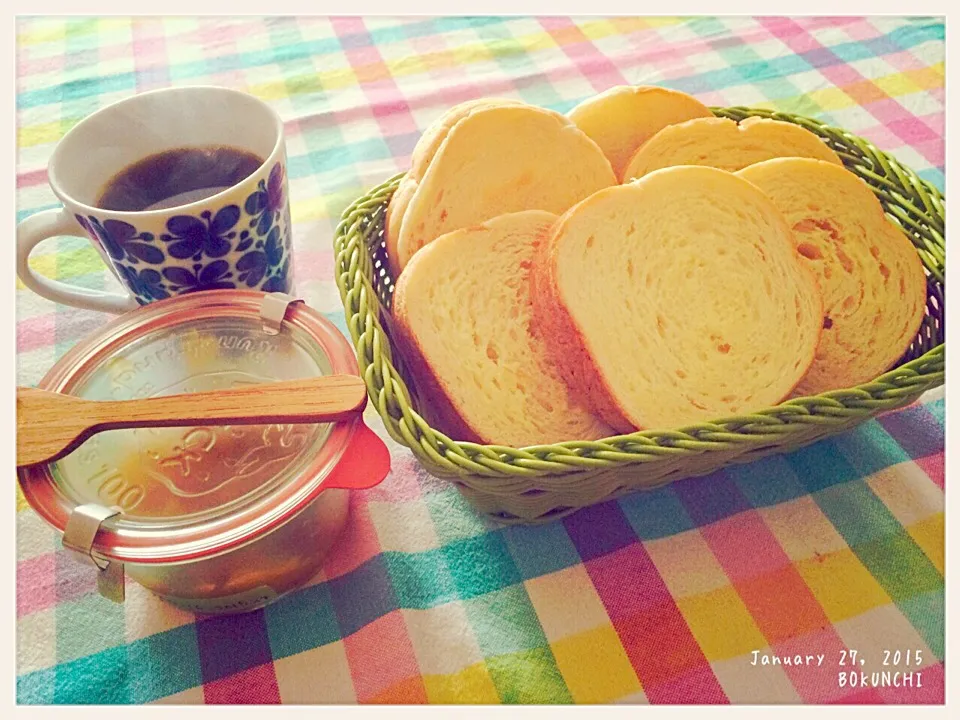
[{"left": 333, "top": 106, "right": 945, "bottom": 524}]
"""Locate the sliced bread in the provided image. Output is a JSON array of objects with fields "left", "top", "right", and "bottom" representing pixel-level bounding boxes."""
[
  {"left": 533, "top": 165, "right": 822, "bottom": 431},
  {"left": 395, "top": 104, "right": 616, "bottom": 272},
  {"left": 385, "top": 98, "right": 522, "bottom": 279},
  {"left": 623, "top": 116, "right": 843, "bottom": 181},
  {"left": 392, "top": 210, "right": 612, "bottom": 446},
  {"left": 568, "top": 85, "right": 713, "bottom": 181},
  {"left": 737, "top": 158, "right": 927, "bottom": 395}
]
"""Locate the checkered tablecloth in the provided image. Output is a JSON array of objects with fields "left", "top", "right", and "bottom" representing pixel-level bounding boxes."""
[{"left": 16, "top": 16, "right": 945, "bottom": 705}]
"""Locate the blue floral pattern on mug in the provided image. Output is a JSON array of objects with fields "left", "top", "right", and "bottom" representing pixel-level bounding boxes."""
[
  {"left": 163, "top": 260, "right": 236, "bottom": 294},
  {"left": 76, "top": 215, "right": 164, "bottom": 265},
  {"left": 118, "top": 266, "right": 170, "bottom": 302},
  {"left": 236, "top": 226, "right": 284, "bottom": 287},
  {"left": 244, "top": 163, "right": 285, "bottom": 236},
  {"left": 74, "top": 159, "right": 292, "bottom": 306},
  {"left": 160, "top": 206, "right": 241, "bottom": 260},
  {"left": 262, "top": 257, "right": 291, "bottom": 293}
]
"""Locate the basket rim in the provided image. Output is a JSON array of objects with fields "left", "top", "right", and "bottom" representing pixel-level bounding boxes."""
[{"left": 333, "top": 105, "right": 945, "bottom": 476}]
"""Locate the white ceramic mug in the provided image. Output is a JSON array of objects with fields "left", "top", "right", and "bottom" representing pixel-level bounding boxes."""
[{"left": 17, "top": 85, "right": 294, "bottom": 313}]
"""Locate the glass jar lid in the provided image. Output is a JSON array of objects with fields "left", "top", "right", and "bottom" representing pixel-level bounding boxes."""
[{"left": 18, "top": 291, "right": 362, "bottom": 563}]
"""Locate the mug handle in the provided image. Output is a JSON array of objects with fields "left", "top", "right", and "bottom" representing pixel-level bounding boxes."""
[{"left": 17, "top": 209, "right": 139, "bottom": 314}]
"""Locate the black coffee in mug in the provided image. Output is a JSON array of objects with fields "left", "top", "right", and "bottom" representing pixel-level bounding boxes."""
[
  {"left": 96, "top": 145, "right": 265, "bottom": 212},
  {"left": 18, "top": 86, "right": 292, "bottom": 314}
]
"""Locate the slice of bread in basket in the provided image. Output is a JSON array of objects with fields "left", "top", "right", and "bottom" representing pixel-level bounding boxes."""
[
  {"left": 738, "top": 158, "right": 928, "bottom": 395},
  {"left": 533, "top": 166, "right": 823, "bottom": 432},
  {"left": 384, "top": 180, "right": 417, "bottom": 280},
  {"left": 395, "top": 104, "right": 616, "bottom": 273},
  {"left": 385, "top": 98, "right": 523, "bottom": 279},
  {"left": 623, "top": 116, "right": 843, "bottom": 181},
  {"left": 568, "top": 85, "right": 713, "bottom": 181},
  {"left": 392, "top": 210, "right": 613, "bottom": 446}
]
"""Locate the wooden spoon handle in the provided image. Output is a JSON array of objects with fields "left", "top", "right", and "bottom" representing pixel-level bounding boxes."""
[{"left": 88, "top": 374, "right": 368, "bottom": 431}]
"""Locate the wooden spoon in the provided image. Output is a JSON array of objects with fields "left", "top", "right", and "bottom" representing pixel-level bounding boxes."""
[{"left": 16, "top": 374, "right": 368, "bottom": 468}]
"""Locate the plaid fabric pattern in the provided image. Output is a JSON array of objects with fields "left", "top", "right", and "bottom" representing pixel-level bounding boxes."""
[{"left": 16, "top": 16, "right": 945, "bottom": 705}]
